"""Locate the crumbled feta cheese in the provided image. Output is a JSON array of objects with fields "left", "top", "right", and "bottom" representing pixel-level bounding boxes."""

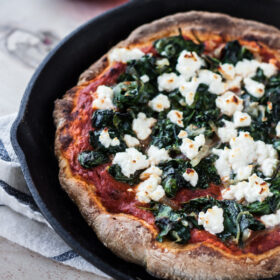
[
  {"left": 123, "top": 134, "right": 140, "bottom": 148},
  {"left": 178, "top": 77, "right": 199, "bottom": 106},
  {"left": 276, "top": 121, "right": 280, "bottom": 137},
  {"left": 147, "top": 145, "right": 171, "bottom": 165},
  {"left": 218, "top": 63, "right": 235, "bottom": 80},
  {"left": 233, "top": 111, "right": 252, "bottom": 127},
  {"left": 261, "top": 158, "right": 278, "bottom": 177},
  {"left": 225, "top": 76, "right": 242, "bottom": 91},
  {"left": 113, "top": 148, "right": 149, "bottom": 178},
  {"left": 235, "top": 59, "right": 277, "bottom": 79},
  {"left": 178, "top": 130, "right": 188, "bottom": 139},
  {"left": 198, "top": 70, "right": 226, "bottom": 95},
  {"left": 259, "top": 62, "right": 278, "bottom": 78},
  {"left": 183, "top": 168, "right": 199, "bottom": 187},
  {"left": 140, "top": 74, "right": 150, "bottom": 83},
  {"left": 216, "top": 91, "right": 243, "bottom": 116},
  {"left": 217, "top": 120, "right": 237, "bottom": 143},
  {"left": 132, "top": 113, "right": 156, "bottom": 140},
  {"left": 167, "top": 110, "right": 184, "bottom": 127},
  {"left": 148, "top": 94, "right": 170, "bottom": 112},
  {"left": 156, "top": 58, "right": 170, "bottom": 68},
  {"left": 212, "top": 148, "right": 231, "bottom": 182},
  {"left": 236, "top": 165, "right": 253, "bottom": 181},
  {"left": 180, "top": 134, "right": 205, "bottom": 160},
  {"left": 136, "top": 175, "right": 165, "bottom": 203},
  {"left": 140, "top": 166, "right": 163, "bottom": 181},
  {"left": 92, "top": 85, "right": 115, "bottom": 110},
  {"left": 235, "top": 59, "right": 259, "bottom": 78},
  {"left": 229, "top": 132, "right": 256, "bottom": 172},
  {"left": 214, "top": 132, "right": 279, "bottom": 182},
  {"left": 157, "top": 72, "right": 181, "bottom": 92},
  {"left": 108, "top": 47, "right": 144, "bottom": 63},
  {"left": 176, "top": 50, "right": 204, "bottom": 80},
  {"left": 99, "top": 128, "right": 120, "bottom": 148},
  {"left": 198, "top": 206, "right": 224, "bottom": 235},
  {"left": 261, "top": 209, "right": 280, "bottom": 228},
  {"left": 244, "top": 77, "right": 265, "bottom": 99},
  {"left": 222, "top": 174, "right": 272, "bottom": 203}
]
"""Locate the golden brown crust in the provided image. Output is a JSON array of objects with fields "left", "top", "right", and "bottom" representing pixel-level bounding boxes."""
[{"left": 54, "top": 11, "right": 280, "bottom": 280}]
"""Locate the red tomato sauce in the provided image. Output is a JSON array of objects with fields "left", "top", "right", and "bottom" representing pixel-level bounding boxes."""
[{"left": 61, "top": 38, "right": 280, "bottom": 255}]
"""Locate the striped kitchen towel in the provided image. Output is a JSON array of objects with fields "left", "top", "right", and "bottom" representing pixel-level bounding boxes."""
[{"left": 0, "top": 113, "right": 110, "bottom": 279}]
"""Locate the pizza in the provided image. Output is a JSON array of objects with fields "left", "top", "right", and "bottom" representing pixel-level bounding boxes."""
[{"left": 53, "top": 11, "right": 280, "bottom": 280}]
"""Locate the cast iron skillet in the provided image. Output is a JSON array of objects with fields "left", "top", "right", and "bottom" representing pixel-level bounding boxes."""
[{"left": 11, "top": 0, "right": 280, "bottom": 279}]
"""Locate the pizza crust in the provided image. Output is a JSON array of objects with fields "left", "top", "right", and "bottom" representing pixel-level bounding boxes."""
[{"left": 54, "top": 11, "right": 280, "bottom": 280}]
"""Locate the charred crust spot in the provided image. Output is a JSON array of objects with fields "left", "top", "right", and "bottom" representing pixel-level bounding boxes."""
[
  {"left": 264, "top": 258, "right": 277, "bottom": 271},
  {"left": 59, "top": 134, "right": 73, "bottom": 150}
]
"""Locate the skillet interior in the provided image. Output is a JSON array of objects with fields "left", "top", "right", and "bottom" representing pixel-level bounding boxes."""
[{"left": 11, "top": 0, "right": 280, "bottom": 279}]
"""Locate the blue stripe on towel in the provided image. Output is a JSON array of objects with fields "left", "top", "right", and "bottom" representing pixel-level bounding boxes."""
[
  {"left": 0, "top": 179, "right": 39, "bottom": 212},
  {"left": 51, "top": 250, "right": 79, "bottom": 262},
  {"left": 0, "top": 140, "right": 11, "bottom": 162}
]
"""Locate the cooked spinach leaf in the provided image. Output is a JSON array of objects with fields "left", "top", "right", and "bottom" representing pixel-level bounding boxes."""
[
  {"left": 78, "top": 151, "right": 109, "bottom": 169},
  {"left": 221, "top": 40, "right": 253, "bottom": 65},
  {"left": 182, "top": 197, "right": 264, "bottom": 245},
  {"left": 159, "top": 159, "right": 189, "bottom": 197},
  {"left": 154, "top": 32, "right": 204, "bottom": 64},
  {"left": 91, "top": 110, "right": 114, "bottom": 128},
  {"left": 113, "top": 81, "right": 156, "bottom": 111},
  {"left": 152, "top": 204, "right": 190, "bottom": 244},
  {"left": 108, "top": 164, "right": 141, "bottom": 186},
  {"left": 194, "top": 155, "right": 221, "bottom": 189},
  {"left": 151, "top": 118, "right": 180, "bottom": 150}
]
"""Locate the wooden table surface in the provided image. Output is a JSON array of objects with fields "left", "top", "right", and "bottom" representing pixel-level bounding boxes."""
[{"left": 0, "top": 0, "right": 127, "bottom": 279}]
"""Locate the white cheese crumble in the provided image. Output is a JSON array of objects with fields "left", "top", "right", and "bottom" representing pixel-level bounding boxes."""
[
  {"left": 233, "top": 111, "right": 252, "bottom": 127},
  {"left": 215, "top": 91, "right": 243, "bottom": 116},
  {"left": 180, "top": 134, "right": 205, "bottom": 160},
  {"left": 108, "top": 47, "right": 144, "bottom": 63},
  {"left": 218, "top": 63, "right": 235, "bottom": 80},
  {"left": 140, "top": 74, "right": 150, "bottom": 83},
  {"left": 157, "top": 72, "right": 181, "bottom": 92},
  {"left": 167, "top": 110, "right": 184, "bottom": 127},
  {"left": 276, "top": 121, "right": 280, "bottom": 137},
  {"left": 213, "top": 132, "right": 278, "bottom": 181},
  {"left": 235, "top": 59, "right": 277, "bottom": 79},
  {"left": 112, "top": 148, "right": 149, "bottom": 178},
  {"left": 99, "top": 129, "right": 120, "bottom": 148},
  {"left": 176, "top": 50, "right": 204, "bottom": 80},
  {"left": 123, "top": 134, "right": 140, "bottom": 148},
  {"left": 92, "top": 85, "right": 115, "bottom": 110},
  {"left": 225, "top": 76, "right": 242, "bottom": 91},
  {"left": 136, "top": 175, "right": 165, "bottom": 203},
  {"left": 178, "top": 77, "right": 198, "bottom": 106},
  {"left": 132, "top": 112, "right": 156, "bottom": 140},
  {"left": 261, "top": 209, "right": 280, "bottom": 228},
  {"left": 236, "top": 165, "right": 253, "bottom": 181},
  {"left": 147, "top": 145, "right": 171, "bottom": 165},
  {"left": 235, "top": 59, "right": 259, "bottom": 78},
  {"left": 140, "top": 165, "right": 163, "bottom": 181},
  {"left": 183, "top": 168, "right": 198, "bottom": 187},
  {"left": 198, "top": 70, "right": 226, "bottom": 95},
  {"left": 178, "top": 130, "right": 188, "bottom": 139},
  {"left": 148, "top": 94, "right": 170, "bottom": 112},
  {"left": 222, "top": 174, "right": 272, "bottom": 203},
  {"left": 156, "top": 58, "right": 170, "bottom": 68},
  {"left": 217, "top": 120, "right": 237, "bottom": 143},
  {"left": 244, "top": 77, "right": 265, "bottom": 99},
  {"left": 198, "top": 206, "right": 224, "bottom": 235}
]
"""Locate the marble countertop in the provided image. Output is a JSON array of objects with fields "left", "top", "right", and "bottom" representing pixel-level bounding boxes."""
[{"left": 0, "top": 0, "right": 127, "bottom": 279}]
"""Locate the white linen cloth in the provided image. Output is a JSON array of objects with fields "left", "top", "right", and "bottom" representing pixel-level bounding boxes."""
[{"left": 0, "top": 113, "right": 110, "bottom": 279}]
